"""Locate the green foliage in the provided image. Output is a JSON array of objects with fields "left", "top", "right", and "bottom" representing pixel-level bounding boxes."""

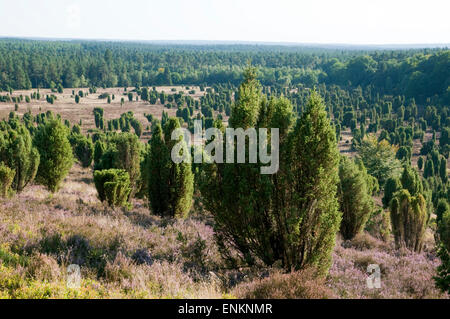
[
  {"left": 0, "top": 119, "right": 40, "bottom": 192},
  {"left": 146, "top": 119, "right": 194, "bottom": 218},
  {"left": 93, "top": 108, "right": 104, "bottom": 129},
  {"left": 357, "top": 134, "right": 402, "bottom": 188},
  {"left": 436, "top": 199, "right": 449, "bottom": 224},
  {"left": 0, "top": 162, "right": 15, "bottom": 197},
  {"left": 435, "top": 205, "right": 450, "bottom": 293},
  {"left": 383, "top": 177, "right": 402, "bottom": 208},
  {"left": 439, "top": 157, "right": 448, "bottom": 183},
  {"left": 390, "top": 189, "right": 428, "bottom": 252},
  {"left": 69, "top": 134, "right": 94, "bottom": 168},
  {"left": 94, "top": 133, "right": 142, "bottom": 196},
  {"left": 424, "top": 159, "right": 435, "bottom": 178},
  {"left": 400, "top": 165, "right": 423, "bottom": 197},
  {"left": 34, "top": 119, "right": 74, "bottom": 192},
  {"left": 338, "top": 157, "right": 375, "bottom": 240},
  {"left": 418, "top": 156, "right": 424, "bottom": 170},
  {"left": 93, "top": 169, "right": 131, "bottom": 207},
  {"left": 200, "top": 71, "right": 340, "bottom": 275}
]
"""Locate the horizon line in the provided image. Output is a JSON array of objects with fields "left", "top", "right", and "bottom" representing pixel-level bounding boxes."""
[{"left": 0, "top": 35, "right": 449, "bottom": 49}]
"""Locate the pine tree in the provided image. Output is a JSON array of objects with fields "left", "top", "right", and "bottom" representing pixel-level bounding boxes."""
[
  {"left": 282, "top": 91, "right": 341, "bottom": 273},
  {"left": 400, "top": 165, "right": 423, "bottom": 196},
  {"left": 34, "top": 119, "right": 74, "bottom": 192}
]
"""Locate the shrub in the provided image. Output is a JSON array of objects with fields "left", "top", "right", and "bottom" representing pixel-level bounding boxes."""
[
  {"left": 146, "top": 119, "right": 194, "bottom": 218},
  {"left": 0, "top": 162, "right": 15, "bottom": 197},
  {"left": 200, "top": 70, "right": 340, "bottom": 275},
  {"left": 69, "top": 134, "right": 94, "bottom": 168},
  {"left": 93, "top": 169, "right": 131, "bottom": 207},
  {"left": 383, "top": 177, "right": 402, "bottom": 208},
  {"left": 0, "top": 119, "right": 40, "bottom": 192},
  {"left": 233, "top": 268, "right": 335, "bottom": 299},
  {"left": 390, "top": 189, "right": 428, "bottom": 252},
  {"left": 338, "top": 157, "right": 375, "bottom": 240},
  {"left": 34, "top": 119, "right": 74, "bottom": 192},
  {"left": 94, "top": 132, "right": 142, "bottom": 196},
  {"left": 435, "top": 208, "right": 450, "bottom": 293}
]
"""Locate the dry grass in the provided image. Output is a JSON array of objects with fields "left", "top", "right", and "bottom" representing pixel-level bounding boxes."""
[{"left": 1, "top": 86, "right": 206, "bottom": 143}]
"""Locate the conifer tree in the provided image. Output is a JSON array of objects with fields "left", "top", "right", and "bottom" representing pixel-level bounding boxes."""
[
  {"left": 34, "top": 119, "right": 74, "bottom": 192},
  {"left": 439, "top": 156, "right": 448, "bottom": 183},
  {"left": 0, "top": 119, "right": 40, "bottom": 192},
  {"left": 199, "top": 68, "right": 340, "bottom": 274},
  {"left": 69, "top": 133, "right": 94, "bottom": 168},
  {"left": 338, "top": 156, "right": 375, "bottom": 240},
  {"left": 390, "top": 188, "right": 428, "bottom": 252},
  {"left": 435, "top": 207, "right": 450, "bottom": 293},
  {"left": 424, "top": 158, "right": 435, "bottom": 178},
  {"left": 94, "top": 133, "right": 141, "bottom": 196},
  {"left": 146, "top": 119, "right": 194, "bottom": 218}
]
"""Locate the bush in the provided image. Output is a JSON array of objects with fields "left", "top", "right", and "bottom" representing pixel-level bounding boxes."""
[
  {"left": 338, "top": 157, "right": 375, "bottom": 240},
  {"left": 0, "top": 163, "right": 15, "bottom": 197},
  {"left": 233, "top": 268, "right": 335, "bottom": 299},
  {"left": 435, "top": 208, "right": 450, "bottom": 293},
  {"left": 94, "top": 169, "right": 131, "bottom": 207},
  {"left": 200, "top": 72, "right": 340, "bottom": 275},
  {"left": 34, "top": 119, "right": 74, "bottom": 192},
  {"left": 94, "top": 133, "right": 142, "bottom": 196},
  {"left": 390, "top": 189, "right": 428, "bottom": 252},
  {"left": 146, "top": 119, "right": 194, "bottom": 218},
  {"left": 69, "top": 134, "right": 94, "bottom": 168},
  {"left": 0, "top": 119, "right": 40, "bottom": 192}
]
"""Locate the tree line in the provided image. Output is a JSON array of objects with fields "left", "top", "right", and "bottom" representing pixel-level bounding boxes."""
[{"left": 0, "top": 39, "right": 448, "bottom": 105}]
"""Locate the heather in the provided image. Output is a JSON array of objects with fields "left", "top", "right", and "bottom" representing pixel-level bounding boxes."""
[{"left": 0, "top": 164, "right": 447, "bottom": 299}]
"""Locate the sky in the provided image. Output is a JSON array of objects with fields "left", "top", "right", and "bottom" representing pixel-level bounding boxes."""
[{"left": 0, "top": 0, "right": 449, "bottom": 45}]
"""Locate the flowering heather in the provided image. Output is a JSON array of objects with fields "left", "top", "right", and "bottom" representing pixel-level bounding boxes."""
[{"left": 0, "top": 164, "right": 447, "bottom": 299}]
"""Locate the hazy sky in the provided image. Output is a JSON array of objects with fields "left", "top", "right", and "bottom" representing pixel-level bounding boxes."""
[{"left": 0, "top": 0, "right": 449, "bottom": 44}]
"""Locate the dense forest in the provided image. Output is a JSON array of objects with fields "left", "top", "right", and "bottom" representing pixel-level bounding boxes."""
[{"left": 0, "top": 39, "right": 449, "bottom": 105}]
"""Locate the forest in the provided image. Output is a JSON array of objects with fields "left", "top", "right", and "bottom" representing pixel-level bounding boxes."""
[
  {"left": 0, "top": 39, "right": 449, "bottom": 105},
  {"left": 0, "top": 38, "right": 449, "bottom": 299}
]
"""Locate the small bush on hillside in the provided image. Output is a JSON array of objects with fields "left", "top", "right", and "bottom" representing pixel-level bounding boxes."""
[
  {"left": 69, "top": 134, "right": 94, "bottom": 168},
  {"left": 233, "top": 268, "right": 335, "bottom": 299},
  {"left": 94, "top": 169, "right": 131, "bottom": 207},
  {"left": 0, "top": 119, "right": 40, "bottom": 192},
  {"left": 94, "top": 133, "right": 142, "bottom": 197},
  {"left": 34, "top": 119, "right": 74, "bottom": 193},
  {"left": 0, "top": 163, "right": 15, "bottom": 197}
]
